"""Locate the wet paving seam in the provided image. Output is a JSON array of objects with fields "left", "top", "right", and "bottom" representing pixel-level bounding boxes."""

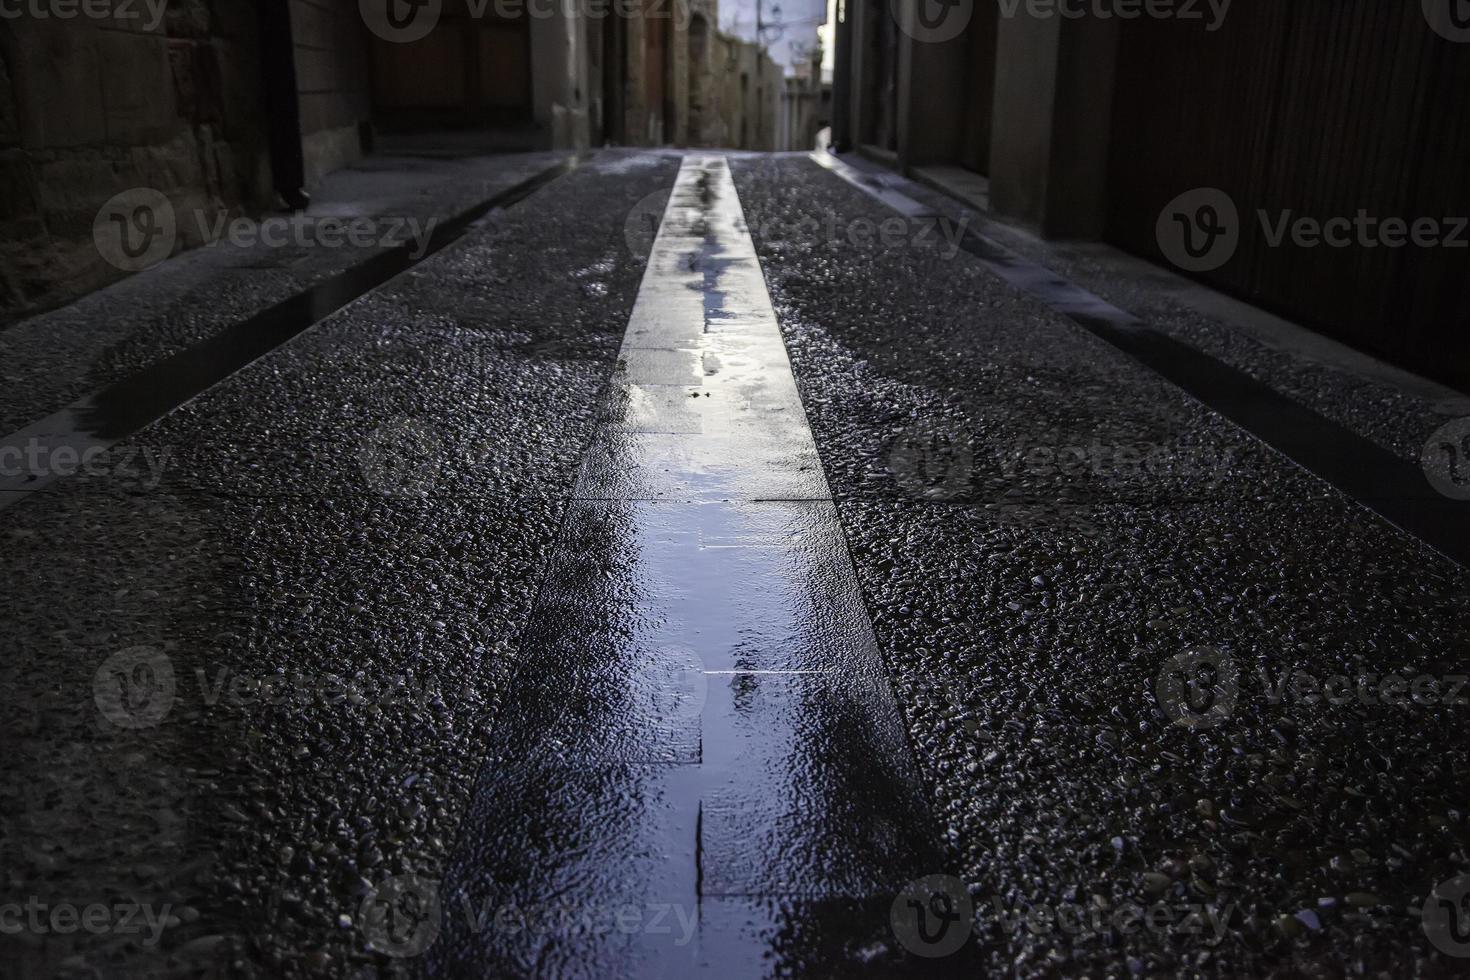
[
  {"left": 430, "top": 156, "right": 970, "bottom": 976},
  {"left": 0, "top": 156, "right": 581, "bottom": 513},
  {"left": 809, "top": 151, "right": 1470, "bottom": 570}
]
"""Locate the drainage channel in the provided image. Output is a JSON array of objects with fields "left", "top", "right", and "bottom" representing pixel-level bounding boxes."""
[
  {"left": 0, "top": 155, "right": 579, "bottom": 511},
  {"left": 811, "top": 151, "right": 1470, "bottom": 571},
  {"left": 427, "top": 156, "right": 975, "bottom": 977}
]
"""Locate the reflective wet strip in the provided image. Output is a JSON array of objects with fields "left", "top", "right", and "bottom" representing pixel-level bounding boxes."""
[
  {"left": 811, "top": 151, "right": 1470, "bottom": 571},
  {"left": 0, "top": 157, "right": 579, "bottom": 511},
  {"left": 431, "top": 156, "right": 971, "bottom": 976}
]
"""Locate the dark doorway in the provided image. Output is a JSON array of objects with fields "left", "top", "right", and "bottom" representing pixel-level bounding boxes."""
[
  {"left": 688, "top": 14, "right": 709, "bottom": 145},
  {"left": 1107, "top": 0, "right": 1470, "bottom": 390},
  {"left": 861, "top": 0, "right": 899, "bottom": 151},
  {"left": 601, "top": 6, "right": 627, "bottom": 142},
  {"left": 644, "top": 1, "right": 673, "bottom": 143},
  {"left": 368, "top": 3, "right": 532, "bottom": 132},
  {"left": 960, "top": 3, "right": 998, "bottom": 175}
]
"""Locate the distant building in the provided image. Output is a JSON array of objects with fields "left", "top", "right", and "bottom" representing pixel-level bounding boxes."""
[
  {"left": 777, "top": 44, "right": 830, "bottom": 152},
  {"left": 830, "top": 0, "right": 1470, "bottom": 391},
  {"left": 0, "top": 0, "right": 786, "bottom": 318},
  {"left": 621, "top": 0, "right": 778, "bottom": 150},
  {"left": 718, "top": 0, "right": 824, "bottom": 83},
  {"left": 718, "top": 0, "right": 828, "bottom": 150}
]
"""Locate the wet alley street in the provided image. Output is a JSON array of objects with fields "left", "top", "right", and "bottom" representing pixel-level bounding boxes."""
[{"left": 3, "top": 147, "right": 1470, "bottom": 980}]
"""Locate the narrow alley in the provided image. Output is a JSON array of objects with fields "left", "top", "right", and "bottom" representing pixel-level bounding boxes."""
[{"left": 2, "top": 2, "right": 1469, "bottom": 979}]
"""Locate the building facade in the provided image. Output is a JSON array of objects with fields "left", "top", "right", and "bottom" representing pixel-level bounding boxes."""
[
  {"left": 831, "top": 0, "right": 1470, "bottom": 389},
  {"left": 0, "top": 0, "right": 599, "bottom": 318},
  {"left": 624, "top": 0, "right": 779, "bottom": 151},
  {"left": 0, "top": 0, "right": 788, "bottom": 320},
  {"left": 776, "top": 43, "right": 828, "bottom": 152},
  {"left": 1, "top": 0, "right": 274, "bottom": 315}
]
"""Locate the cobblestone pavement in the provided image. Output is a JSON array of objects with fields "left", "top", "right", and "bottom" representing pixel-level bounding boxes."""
[{"left": 2, "top": 149, "right": 1467, "bottom": 979}]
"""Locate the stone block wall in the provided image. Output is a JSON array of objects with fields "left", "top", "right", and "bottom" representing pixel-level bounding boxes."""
[
  {"left": 0, "top": 0, "right": 272, "bottom": 321},
  {"left": 704, "top": 33, "right": 777, "bottom": 151},
  {"left": 289, "top": 0, "right": 371, "bottom": 188}
]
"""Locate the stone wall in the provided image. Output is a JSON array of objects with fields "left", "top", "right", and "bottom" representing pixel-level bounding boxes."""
[
  {"left": 290, "top": 0, "right": 371, "bottom": 187},
  {"left": 677, "top": 0, "right": 777, "bottom": 153},
  {"left": 704, "top": 33, "right": 777, "bottom": 151},
  {"left": 0, "top": 0, "right": 272, "bottom": 321},
  {"left": 778, "top": 56, "right": 828, "bottom": 152}
]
